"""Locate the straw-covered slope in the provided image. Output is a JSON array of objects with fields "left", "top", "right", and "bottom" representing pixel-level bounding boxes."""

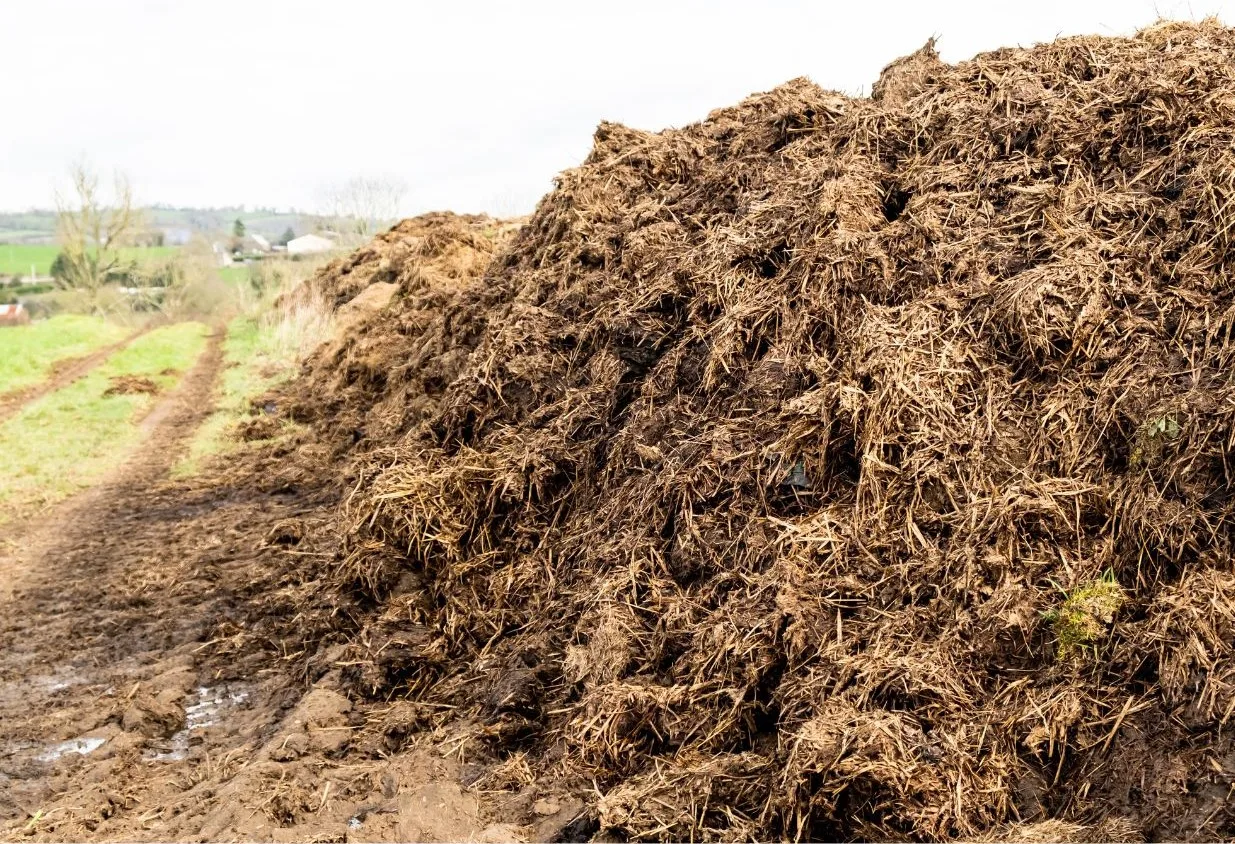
[{"left": 263, "top": 20, "right": 1235, "bottom": 841}]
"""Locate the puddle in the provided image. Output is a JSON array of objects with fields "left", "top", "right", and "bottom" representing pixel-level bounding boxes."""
[
  {"left": 185, "top": 685, "right": 250, "bottom": 729},
  {"left": 146, "top": 684, "right": 250, "bottom": 762},
  {"left": 0, "top": 669, "right": 91, "bottom": 709},
  {"left": 36, "top": 737, "right": 105, "bottom": 762}
]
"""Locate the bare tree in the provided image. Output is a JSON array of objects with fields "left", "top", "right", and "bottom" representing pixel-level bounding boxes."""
[
  {"left": 55, "top": 162, "right": 143, "bottom": 305},
  {"left": 318, "top": 175, "right": 407, "bottom": 242}
]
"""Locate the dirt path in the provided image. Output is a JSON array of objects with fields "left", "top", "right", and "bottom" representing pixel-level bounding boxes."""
[
  {"left": 0, "top": 328, "right": 233, "bottom": 830},
  {"left": 0, "top": 329, "right": 534, "bottom": 842},
  {"left": 0, "top": 328, "right": 150, "bottom": 425},
  {"left": 0, "top": 328, "right": 221, "bottom": 589}
]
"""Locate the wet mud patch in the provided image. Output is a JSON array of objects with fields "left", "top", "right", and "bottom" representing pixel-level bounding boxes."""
[
  {"left": 35, "top": 737, "right": 106, "bottom": 763},
  {"left": 145, "top": 683, "right": 251, "bottom": 762},
  {"left": 103, "top": 375, "right": 162, "bottom": 397}
]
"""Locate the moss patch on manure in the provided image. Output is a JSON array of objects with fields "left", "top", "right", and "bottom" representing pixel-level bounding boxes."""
[{"left": 1046, "top": 572, "right": 1126, "bottom": 661}]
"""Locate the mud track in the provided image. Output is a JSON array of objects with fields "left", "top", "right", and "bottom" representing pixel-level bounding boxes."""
[
  {"left": 0, "top": 328, "right": 150, "bottom": 424},
  {"left": 0, "top": 330, "right": 539, "bottom": 841}
]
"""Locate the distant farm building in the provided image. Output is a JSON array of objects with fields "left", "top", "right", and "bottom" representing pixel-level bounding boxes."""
[
  {"left": 0, "top": 303, "right": 31, "bottom": 326},
  {"left": 216, "top": 235, "right": 276, "bottom": 264},
  {"left": 287, "top": 233, "right": 337, "bottom": 256},
  {"left": 160, "top": 227, "right": 193, "bottom": 246}
]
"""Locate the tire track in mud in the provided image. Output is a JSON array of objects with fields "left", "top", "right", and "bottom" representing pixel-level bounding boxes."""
[
  {"left": 0, "top": 327, "right": 226, "bottom": 831},
  {"left": 0, "top": 326, "right": 152, "bottom": 424},
  {"left": 0, "top": 326, "right": 224, "bottom": 587}
]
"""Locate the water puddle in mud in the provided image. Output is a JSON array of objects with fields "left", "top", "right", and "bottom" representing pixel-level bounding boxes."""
[
  {"left": 0, "top": 671, "right": 106, "bottom": 765},
  {"left": 38, "top": 673, "right": 85, "bottom": 694},
  {"left": 146, "top": 684, "right": 250, "bottom": 762},
  {"left": 0, "top": 669, "right": 90, "bottom": 712},
  {"left": 35, "top": 737, "right": 105, "bottom": 762}
]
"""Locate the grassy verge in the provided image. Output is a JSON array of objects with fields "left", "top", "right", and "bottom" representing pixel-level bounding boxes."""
[
  {"left": 218, "top": 266, "right": 251, "bottom": 286},
  {"left": 0, "top": 315, "right": 131, "bottom": 396},
  {"left": 0, "top": 322, "right": 208, "bottom": 516},
  {"left": 172, "top": 314, "right": 304, "bottom": 476}
]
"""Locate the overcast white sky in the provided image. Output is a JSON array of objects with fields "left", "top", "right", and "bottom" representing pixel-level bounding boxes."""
[{"left": 3, "top": 0, "right": 1232, "bottom": 216}]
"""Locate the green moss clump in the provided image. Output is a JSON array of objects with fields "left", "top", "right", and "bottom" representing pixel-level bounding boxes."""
[
  {"left": 1130, "top": 414, "right": 1181, "bottom": 467},
  {"left": 1046, "top": 573, "right": 1126, "bottom": 661}
]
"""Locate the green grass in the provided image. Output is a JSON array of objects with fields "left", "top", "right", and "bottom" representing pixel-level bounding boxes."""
[
  {"left": 0, "top": 315, "right": 130, "bottom": 396},
  {"left": 173, "top": 315, "right": 299, "bottom": 476},
  {"left": 0, "top": 244, "right": 178, "bottom": 277},
  {"left": 218, "top": 265, "right": 251, "bottom": 286},
  {"left": 0, "top": 244, "right": 57, "bottom": 276},
  {"left": 0, "top": 322, "right": 208, "bottom": 515},
  {"left": 1046, "top": 571, "right": 1126, "bottom": 661}
]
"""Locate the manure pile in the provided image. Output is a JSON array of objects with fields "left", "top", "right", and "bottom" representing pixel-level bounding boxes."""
[
  {"left": 280, "top": 212, "right": 520, "bottom": 452},
  {"left": 271, "top": 20, "right": 1235, "bottom": 841}
]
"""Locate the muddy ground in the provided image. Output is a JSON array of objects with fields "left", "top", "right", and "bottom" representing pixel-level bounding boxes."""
[{"left": 0, "top": 331, "right": 577, "bottom": 842}]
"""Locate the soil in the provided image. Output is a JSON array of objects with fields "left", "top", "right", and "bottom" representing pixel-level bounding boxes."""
[
  {"left": 102, "top": 375, "right": 161, "bottom": 397},
  {"left": 0, "top": 329, "right": 149, "bottom": 423}
]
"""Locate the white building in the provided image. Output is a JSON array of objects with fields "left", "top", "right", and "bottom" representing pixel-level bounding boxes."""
[{"left": 287, "top": 233, "right": 337, "bottom": 255}]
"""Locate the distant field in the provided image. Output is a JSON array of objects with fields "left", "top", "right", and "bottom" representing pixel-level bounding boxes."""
[
  {"left": 0, "top": 230, "right": 49, "bottom": 243},
  {"left": 0, "top": 244, "right": 178, "bottom": 277},
  {"left": 0, "top": 207, "right": 313, "bottom": 247},
  {"left": 0, "top": 244, "right": 57, "bottom": 276}
]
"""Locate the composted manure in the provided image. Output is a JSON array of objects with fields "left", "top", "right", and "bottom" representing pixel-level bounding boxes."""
[{"left": 275, "top": 21, "right": 1235, "bottom": 841}]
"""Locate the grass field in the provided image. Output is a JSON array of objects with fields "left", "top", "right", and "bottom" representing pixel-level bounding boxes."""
[
  {"left": 0, "top": 244, "right": 179, "bottom": 277},
  {"left": 0, "top": 322, "right": 207, "bottom": 515},
  {"left": 0, "top": 314, "right": 131, "bottom": 396}
]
